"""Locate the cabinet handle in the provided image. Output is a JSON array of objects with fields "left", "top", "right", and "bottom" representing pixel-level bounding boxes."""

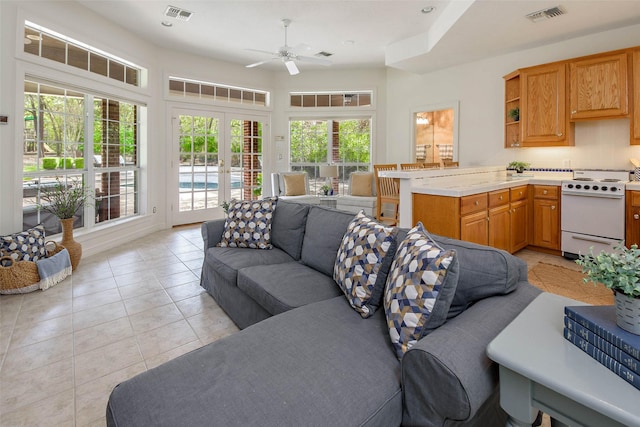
[
  {"left": 635, "top": 214, "right": 640, "bottom": 220},
  {"left": 557, "top": 132, "right": 563, "bottom": 137},
  {"left": 571, "top": 110, "right": 577, "bottom": 114},
  {"left": 499, "top": 195, "right": 503, "bottom": 200},
  {"left": 543, "top": 190, "right": 548, "bottom": 195},
  {"left": 551, "top": 205, "right": 556, "bottom": 210},
  {"left": 475, "top": 201, "right": 479, "bottom": 205}
]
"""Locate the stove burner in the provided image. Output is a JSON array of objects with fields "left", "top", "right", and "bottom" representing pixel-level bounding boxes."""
[
  {"left": 601, "top": 179, "right": 621, "bottom": 182},
  {"left": 573, "top": 177, "right": 593, "bottom": 181}
]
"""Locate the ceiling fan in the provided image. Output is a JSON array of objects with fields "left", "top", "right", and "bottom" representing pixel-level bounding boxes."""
[{"left": 245, "top": 18, "right": 331, "bottom": 75}]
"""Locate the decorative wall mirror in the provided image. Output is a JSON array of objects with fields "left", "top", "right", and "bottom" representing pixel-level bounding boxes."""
[{"left": 412, "top": 101, "right": 459, "bottom": 166}]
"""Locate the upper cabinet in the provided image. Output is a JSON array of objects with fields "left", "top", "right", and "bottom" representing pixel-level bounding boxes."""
[
  {"left": 632, "top": 49, "right": 640, "bottom": 145},
  {"left": 569, "top": 52, "right": 629, "bottom": 120},
  {"left": 520, "top": 63, "right": 573, "bottom": 147},
  {"left": 503, "top": 71, "right": 521, "bottom": 148}
]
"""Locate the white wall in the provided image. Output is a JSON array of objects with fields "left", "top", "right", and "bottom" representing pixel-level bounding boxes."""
[{"left": 385, "top": 23, "right": 640, "bottom": 170}]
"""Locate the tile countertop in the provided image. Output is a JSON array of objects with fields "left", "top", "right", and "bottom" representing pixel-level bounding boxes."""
[
  {"left": 407, "top": 168, "right": 573, "bottom": 197},
  {"left": 626, "top": 181, "right": 640, "bottom": 190}
]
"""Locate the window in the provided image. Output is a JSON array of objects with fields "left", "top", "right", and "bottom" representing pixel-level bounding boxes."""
[
  {"left": 24, "top": 21, "right": 141, "bottom": 87},
  {"left": 169, "top": 76, "right": 269, "bottom": 107},
  {"left": 290, "top": 91, "right": 372, "bottom": 108},
  {"left": 289, "top": 118, "right": 371, "bottom": 195},
  {"left": 23, "top": 80, "right": 142, "bottom": 235}
]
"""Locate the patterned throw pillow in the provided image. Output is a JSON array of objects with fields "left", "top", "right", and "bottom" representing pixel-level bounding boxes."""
[
  {"left": 384, "top": 223, "right": 459, "bottom": 359},
  {"left": 0, "top": 225, "right": 47, "bottom": 262},
  {"left": 218, "top": 198, "right": 277, "bottom": 249},
  {"left": 333, "top": 211, "right": 397, "bottom": 318}
]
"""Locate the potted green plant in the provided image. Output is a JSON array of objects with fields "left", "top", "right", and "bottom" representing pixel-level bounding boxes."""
[
  {"left": 508, "top": 107, "right": 520, "bottom": 122},
  {"left": 320, "top": 184, "right": 331, "bottom": 196},
  {"left": 507, "top": 161, "right": 530, "bottom": 174},
  {"left": 576, "top": 243, "right": 640, "bottom": 335},
  {"left": 37, "top": 176, "right": 93, "bottom": 271}
]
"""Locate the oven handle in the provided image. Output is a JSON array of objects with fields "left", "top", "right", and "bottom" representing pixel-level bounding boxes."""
[
  {"left": 561, "top": 190, "right": 624, "bottom": 199},
  {"left": 568, "top": 234, "right": 618, "bottom": 245}
]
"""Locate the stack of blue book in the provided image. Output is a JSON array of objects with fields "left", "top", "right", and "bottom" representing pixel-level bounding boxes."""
[{"left": 563, "top": 305, "right": 640, "bottom": 390}]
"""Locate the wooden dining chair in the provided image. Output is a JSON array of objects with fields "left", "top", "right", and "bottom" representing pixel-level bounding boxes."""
[
  {"left": 422, "top": 162, "right": 441, "bottom": 169},
  {"left": 400, "top": 162, "right": 424, "bottom": 171},
  {"left": 443, "top": 160, "right": 459, "bottom": 168},
  {"left": 373, "top": 163, "right": 400, "bottom": 226}
]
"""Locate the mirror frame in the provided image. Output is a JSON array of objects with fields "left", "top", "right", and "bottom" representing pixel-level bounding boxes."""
[{"left": 411, "top": 100, "right": 460, "bottom": 164}]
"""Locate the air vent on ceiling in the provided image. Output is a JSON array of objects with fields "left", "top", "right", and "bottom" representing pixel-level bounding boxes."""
[
  {"left": 164, "top": 5, "right": 193, "bottom": 21},
  {"left": 315, "top": 51, "right": 333, "bottom": 57},
  {"left": 525, "top": 6, "right": 565, "bottom": 23}
]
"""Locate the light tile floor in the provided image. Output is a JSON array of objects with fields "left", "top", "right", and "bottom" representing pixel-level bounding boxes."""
[
  {"left": 0, "top": 226, "right": 608, "bottom": 426},
  {"left": 0, "top": 224, "right": 238, "bottom": 427}
]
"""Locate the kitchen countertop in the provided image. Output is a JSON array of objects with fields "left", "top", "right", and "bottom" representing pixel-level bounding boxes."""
[{"left": 410, "top": 170, "right": 572, "bottom": 197}]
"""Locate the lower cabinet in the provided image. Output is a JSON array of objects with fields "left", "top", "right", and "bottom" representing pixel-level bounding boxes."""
[
  {"left": 626, "top": 191, "right": 640, "bottom": 247},
  {"left": 531, "top": 185, "right": 561, "bottom": 250},
  {"left": 414, "top": 185, "right": 529, "bottom": 253}
]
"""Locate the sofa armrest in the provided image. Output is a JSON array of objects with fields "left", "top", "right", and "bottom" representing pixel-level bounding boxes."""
[
  {"left": 401, "top": 282, "right": 541, "bottom": 427},
  {"left": 201, "top": 219, "right": 226, "bottom": 251}
]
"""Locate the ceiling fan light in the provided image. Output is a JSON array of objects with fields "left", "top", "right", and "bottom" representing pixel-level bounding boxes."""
[{"left": 285, "top": 60, "right": 299, "bottom": 75}]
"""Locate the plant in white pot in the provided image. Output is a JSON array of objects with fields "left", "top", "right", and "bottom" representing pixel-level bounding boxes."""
[
  {"left": 576, "top": 243, "right": 640, "bottom": 335},
  {"left": 507, "top": 161, "right": 530, "bottom": 174}
]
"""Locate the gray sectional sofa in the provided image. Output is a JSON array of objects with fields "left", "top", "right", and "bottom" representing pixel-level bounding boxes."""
[{"left": 106, "top": 201, "right": 540, "bottom": 427}]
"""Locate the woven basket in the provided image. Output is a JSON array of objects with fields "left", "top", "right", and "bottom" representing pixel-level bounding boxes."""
[
  {"left": 0, "top": 256, "right": 41, "bottom": 294},
  {"left": 45, "top": 241, "right": 65, "bottom": 257}
]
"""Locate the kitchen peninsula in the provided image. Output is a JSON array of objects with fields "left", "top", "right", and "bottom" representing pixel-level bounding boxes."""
[{"left": 380, "top": 166, "right": 573, "bottom": 253}]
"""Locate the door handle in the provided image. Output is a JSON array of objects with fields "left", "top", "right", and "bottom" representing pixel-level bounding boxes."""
[{"left": 635, "top": 214, "right": 639, "bottom": 220}]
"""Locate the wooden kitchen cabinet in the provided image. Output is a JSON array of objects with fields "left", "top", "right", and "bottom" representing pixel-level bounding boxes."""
[
  {"left": 632, "top": 49, "right": 640, "bottom": 145},
  {"left": 509, "top": 186, "right": 529, "bottom": 252},
  {"left": 625, "top": 190, "right": 640, "bottom": 247},
  {"left": 569, "top": 52, "right": 629, "bottom": 120},
  {"left": 520, "top": 63, "right": 574, "bottom": 147},
  {"left": 531, "top": 185, "right": 560, "bottom": 250},
  {"left": 462, "top": 210, "right": 489, "bottom": 246},
  {"left": 488, "top": 189, "right": 510, "bottom": 251},
  {"left": 504, "top": 71, "right": 521, "bottom": 148}
]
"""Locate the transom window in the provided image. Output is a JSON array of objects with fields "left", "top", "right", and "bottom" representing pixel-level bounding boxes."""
[
  {"left": 169, "top": 76, "right": 269, "bottom": 107},
  {"left": 290, "top": 91, "right": 372, "bottom": 108},
  {"left": 23, "top": 21, "right": 142, "bottom": 87}
]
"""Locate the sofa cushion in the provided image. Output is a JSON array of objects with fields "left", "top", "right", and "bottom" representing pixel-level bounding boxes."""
[
  {"left": 106, "top": 297, "right": 402, "bottom": 427},
  {"left": 429, "top": 234, "right": 526, "bottom": 319},
  {"left": 384, "top": 223, "right": 459, "bottom": 359},
  {"left": 283, "top": 174, "right": 306, "bottom": 196},
  {"left": 333, "top": 211, "right": 397, "bottom": 318},
  {"left": 271, "top": 201, "right": 309, "bottom": 260},
  {"left": 219, "top": 198, "right": 277, "bottom": 249},
  {"left": 238, "top": 262, "right": 342, "bottom": 315},
  {"left": 300, "top": 206, "right": 357, "bottom": 276},
  {"left": 204, "top": 246, "right": 295, "bottom": 285},
  {"left": 1, "top": 225, "right": 46, "bottom": 262},
  {"left": 351, "top": 172, "right": 374, "bottom": 196}
]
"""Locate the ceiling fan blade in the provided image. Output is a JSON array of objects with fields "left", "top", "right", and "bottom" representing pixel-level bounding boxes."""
[
  {"left": 246, "top": 48, "right": 278, "bottom": 57},
  {"left": 284, "top": 60, "right": 300, "bottom": 75},
  {"left": 246, "top": 58, "right": 277, "bottom": 68},
  {"left": 296, "top": 55, "right": 332, "bottom": 66}
]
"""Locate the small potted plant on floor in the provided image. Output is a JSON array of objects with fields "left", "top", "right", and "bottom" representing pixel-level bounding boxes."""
[
  {"left": 576, "top": 243, "right": 640, "bottom": 335},
  {"left": 507, "top": 161, "right": 530, "bottom": 174}
]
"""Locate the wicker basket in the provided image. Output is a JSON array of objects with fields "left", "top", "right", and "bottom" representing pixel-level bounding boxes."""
[
  {"left": 0, "top": 256, "right": 41, "bottom": 294},
  {"left": 0, "top": 241, "right": 66, "bottom": 294}
]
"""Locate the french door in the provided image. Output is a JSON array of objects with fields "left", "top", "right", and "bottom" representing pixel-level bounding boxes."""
[{"left": 172, "top": 109, "right": 267, "bottom": 225}]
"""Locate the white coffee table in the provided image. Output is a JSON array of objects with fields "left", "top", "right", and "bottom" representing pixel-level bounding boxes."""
[
  {"left": 318, "top": 195, "right": 339, "bottom": 208},
  {"left": 487, "top": 292, "right": 640, "bottom": 427}
]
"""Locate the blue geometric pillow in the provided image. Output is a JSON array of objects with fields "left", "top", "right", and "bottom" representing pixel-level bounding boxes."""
[
  {"left": 333, "top": 211, "right": 397, "bottom": 318},
  {"left": 1, "top": 225, "right": 46, "bottom": 262},
  {"left": 384, "top": 222, "right": 459, "bottom": 359},
  {"left": 218, "top": 198, "right": 277, "bottom": 249}
]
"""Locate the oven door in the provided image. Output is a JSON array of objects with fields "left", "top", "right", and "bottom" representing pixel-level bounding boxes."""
[{"left": 561, "top": 192, "right": 625, "bottom": 256}]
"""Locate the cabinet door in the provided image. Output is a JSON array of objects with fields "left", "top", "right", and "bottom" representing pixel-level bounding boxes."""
[
  {"left": 532, "top": 199, "right": 560, "bottom": 249},
  {"left": 633, "top": 50, "right": 640, "bottom": 145},
  {"left": 626, "top": 191, "right": 640, "bottom": 247},
  {"left": 510, "top": 199, "right": 529, "bottom": 252},
  {"left": 521, "top": 63, "right": 570, "bottom": 146},
  {"left": 570, "top": 53, "right": 628, "bottom": 120},
  {"left": 461, "top": 211, "right": 488, "bottom": 246},
  {"left": 488, "top": 204, "right": 510, "bottom": 252}
]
